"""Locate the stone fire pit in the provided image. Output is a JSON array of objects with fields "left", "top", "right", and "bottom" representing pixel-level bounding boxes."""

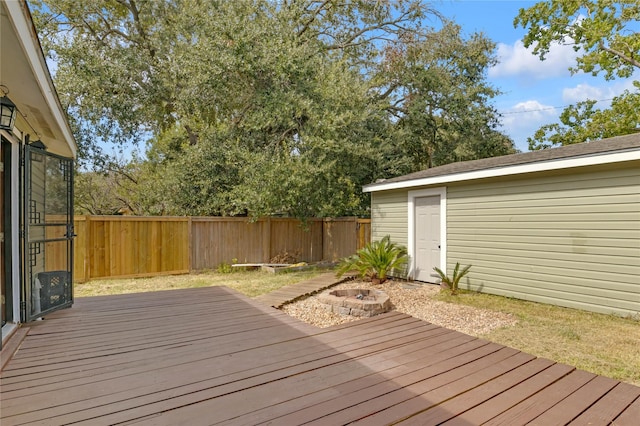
[{"left": 317, "top": 288, "right": 391, "bottom": 317}]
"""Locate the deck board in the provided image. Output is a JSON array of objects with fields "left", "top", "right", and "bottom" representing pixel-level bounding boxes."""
[
  {"left": 483, "top": 369, "right": 597, "bottom": 425},
  {"left": 612, "top": 394, "right": 640, "bottom": 426},
  {"left": 333, "top": 349, "right": 532, "bottom": 426},
  {"left": 253, "top": 272, "right": 350, "bottom": 307},
  {"left": 441, "top": 362, "right": 576, "bottom": 425},
  {"left": 569, "top": 382, "right": 640, "bottom": 425},
  {"left": 526, "top": 375, "right": 619, "bottom": 425},
  {"left": 1, "top": 285, "right": 637, "bottom": 425}
]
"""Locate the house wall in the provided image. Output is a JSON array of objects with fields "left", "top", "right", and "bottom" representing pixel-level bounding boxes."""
[{"left": 371, "top": 162, "right": 640, "bottom": 317}]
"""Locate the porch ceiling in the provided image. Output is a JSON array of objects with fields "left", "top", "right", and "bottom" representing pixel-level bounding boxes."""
[{"left": 0, "top": 1, "right": 76, "bottom": 158}]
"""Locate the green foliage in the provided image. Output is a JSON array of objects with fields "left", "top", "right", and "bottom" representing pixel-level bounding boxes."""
[
  {"left": 336, "top": 236, "right": 408, "bottom": 284},
  {"left": 527, "top": 88, "right": 640, "bottom": 150},
  {"left": 515, "top": 1, "right": 640, "bottom": 148},
  {"left": 216, "top": 262, "right": 233, "bottom": 274},
  {"left": 75, "top": 171, "right": 127, "bottom": 215},
  {"left": 433, "top": 262, "right": 472, "bottom": 295},
  {"left": 33, "top": 0, "right": 515, "bottom": 217},
  {"left": 217, "top": 258, "right": 241, "bottom": 274},
  {"left": 515, "top": 0, "right": 640, "bottom": 80},
  {"left": 386, "top": 21, "right": 516, "bottom": 169}
]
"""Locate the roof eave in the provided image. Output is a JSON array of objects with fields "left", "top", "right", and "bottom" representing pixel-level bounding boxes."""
[
  {"left": 4, "top": 0, "right": 77, "bottom": 158},
  {"left": 363, "top": 148, "right": 640, "bottom": 193}
]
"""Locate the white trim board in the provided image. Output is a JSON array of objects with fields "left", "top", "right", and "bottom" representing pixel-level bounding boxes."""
[
  {"left": 407, "top": 187, "right": 446, "bottom": 281},
  {"left": 0, "top": 131, "right": 22, "bottom": 327},
  {"left": 4, "top": 0, "right": 77, "bottom": 157},
  {"left": 10, "top": 141, "right": 20, "bottom": 323},
  {"left": 364, "top": 150, "right": 640, "bottom": 193}
]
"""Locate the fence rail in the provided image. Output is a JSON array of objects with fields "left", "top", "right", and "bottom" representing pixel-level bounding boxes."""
[{"left": 72, "top": 216, "right": 371, "bottom": 282}]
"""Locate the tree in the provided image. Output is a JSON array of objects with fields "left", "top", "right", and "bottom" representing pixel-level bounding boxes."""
[
  {"left": 515, "top": 0, "right": 640, "bottom": 149},
  {"left": 31, "top": 0, "right": 427, "bottom": 161},
  {"left": 75, "top": 172, "right": 129, "bottom": 215},
  {"left": 379, "top": 22, "right": 515, "bottom": 168},
  {"left": 527, "top": 87, "right": 640, "bottom": 149},
  {"left": 73, "top": 156, "right": 157, "bottom": 215},
  {"left": 33, "top": 0, "right": 514, "bottom": 218}
]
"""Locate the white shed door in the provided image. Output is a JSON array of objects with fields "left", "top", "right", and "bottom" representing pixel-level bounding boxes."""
[{"left": 414, "top": 195, "right": 440, "bottom": 282}]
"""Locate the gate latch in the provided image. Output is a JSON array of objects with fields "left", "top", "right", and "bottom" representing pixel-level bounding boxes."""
[{"left": 65, "top": 226, "right": 77, "bottom": 239}]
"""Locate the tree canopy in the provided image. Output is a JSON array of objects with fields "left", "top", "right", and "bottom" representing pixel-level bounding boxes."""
[
  {"left": 33, "top": 0, "right": 515, "bottom": 217},
  {"left": 515, "top": 0, "right": 640, "bottom": 149}
]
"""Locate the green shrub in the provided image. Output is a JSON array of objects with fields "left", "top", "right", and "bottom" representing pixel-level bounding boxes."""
[
  {"left": 216, "top": 262, "right": 233, "bottom": 274},
  {"left": 433, "top": 262, "right": 471, "bottom": 295},
  {"left": 217, "top": 258, "right": 240, "bottom": 274},
  {"left": 336, "top": 235, "right": 408, "bottom": 284}
]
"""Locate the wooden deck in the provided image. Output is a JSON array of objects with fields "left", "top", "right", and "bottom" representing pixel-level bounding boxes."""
[
  {"left": 1, "top": 286, "right": 638, "bottom": 425},
  {"left": 254, "top": 271, "right": 350, "bottom": 308}
]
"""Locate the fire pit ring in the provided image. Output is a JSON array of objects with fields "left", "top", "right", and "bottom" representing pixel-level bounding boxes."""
[{"left": 317, "top": 288, "right": 391, "bottom": 317}]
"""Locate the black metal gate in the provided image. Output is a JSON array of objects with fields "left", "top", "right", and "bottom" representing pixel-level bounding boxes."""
[{"left": 22, "top": 145, "right": 74, "bottom": 321}]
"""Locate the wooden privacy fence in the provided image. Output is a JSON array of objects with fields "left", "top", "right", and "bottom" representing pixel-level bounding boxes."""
[{"left": 73, "top": 216, "right": 371, "bottom": 282}]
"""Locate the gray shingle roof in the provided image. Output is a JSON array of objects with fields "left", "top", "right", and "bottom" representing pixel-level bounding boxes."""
[{"left": 373, "top": 133, "right": 640, "bottom": 186}]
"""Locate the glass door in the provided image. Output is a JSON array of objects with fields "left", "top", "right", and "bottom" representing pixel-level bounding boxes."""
[
  {"left": 23, "top": 145, "right": 74, "bottom": 321},
  {"left": 1, "top": 138, "right": 8, "bottom": 327}
]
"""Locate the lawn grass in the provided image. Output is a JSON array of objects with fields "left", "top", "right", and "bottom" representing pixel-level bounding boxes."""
[
  {"left": 74, "top": 269, "right": 324, "bottom": 298},
  {"left": 435, "top": 290, "right": 640, "bottom": 386}
]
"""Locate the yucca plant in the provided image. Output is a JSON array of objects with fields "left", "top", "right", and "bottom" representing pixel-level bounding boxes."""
[
  {"left": 336, "top": 235, "right": 408, "bottom": 284},
  {"left": 433, "top": 262, "right": 472, "bottom": 295}
]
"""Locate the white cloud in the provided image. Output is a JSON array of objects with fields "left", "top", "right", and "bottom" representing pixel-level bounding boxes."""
[
  {"left": 499, "top": 100, "right": 559, "bottom": 151},
  {"left": 562, "top": 84, "right": 608, "bottom": 104},
  {"left": 501, "top": 100, "right": 557, "bottom": 127},
  {"left": 562, "top": 74, "right": 640, "bottom": 104},
  {"left": 490, "top": 40, "right": 578, "bottom": 80}
]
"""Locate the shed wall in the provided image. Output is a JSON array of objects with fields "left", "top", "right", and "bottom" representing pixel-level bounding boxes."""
[
  {"left": 370, "top": 162, "right": 640, "bottom": 316},
  {"left": 447, "top": 163, "right": 640, "bottom": 316},
  {"left": 370, "top": 189, "right": 408, "bottom": 246}
]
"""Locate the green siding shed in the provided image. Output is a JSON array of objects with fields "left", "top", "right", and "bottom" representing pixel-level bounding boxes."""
[{"left": 365, "top": 134, "right": 640, "bottom": 316}]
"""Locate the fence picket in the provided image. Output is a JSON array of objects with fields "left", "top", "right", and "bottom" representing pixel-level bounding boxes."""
[{"left": 72, "top": 216, "right": 370, "bottom": 282}]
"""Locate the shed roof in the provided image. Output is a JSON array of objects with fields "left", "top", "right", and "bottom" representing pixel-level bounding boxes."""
[{"left": 364, "top": 133, "right": 640, "bottom": 193}]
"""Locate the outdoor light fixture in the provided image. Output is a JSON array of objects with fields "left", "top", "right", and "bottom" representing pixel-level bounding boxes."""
[
  {"left": 0, "top": 85, "right": 17, "bottom": 132},
  {"left": 29, "top": 139, "right": 47, "bottom": 150},
  {"left": 29, "top": 139, "right": 47, "bottom": 162}
]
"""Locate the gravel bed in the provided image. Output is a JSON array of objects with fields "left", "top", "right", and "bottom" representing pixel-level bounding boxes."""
[{"left": 280, "top": 279, "right": 517, "bottom": 336}]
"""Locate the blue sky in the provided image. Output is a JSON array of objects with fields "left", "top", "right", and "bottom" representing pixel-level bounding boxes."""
[{"left": 435, "top": 0, "right": 638, "bottom": 151}]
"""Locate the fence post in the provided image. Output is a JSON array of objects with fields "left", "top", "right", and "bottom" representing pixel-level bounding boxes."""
[
  {"left": 357, "top": 218, "right": 371, "bottom": 250},
  {"left": 322, "top": 217, "right": 330, "bottom": 261},
  {"left": 262, "top": 217, "right": 271, "bottom": 263},
  {"left": 187, "top": 216, "right": 193, "bottom": 272},
  {"left": 84, "top": 215, "right": 91, "bottom": 281}
]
